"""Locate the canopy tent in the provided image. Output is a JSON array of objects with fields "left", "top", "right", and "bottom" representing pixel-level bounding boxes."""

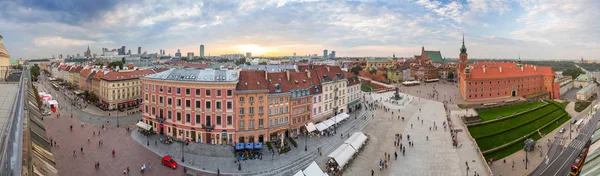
[
  {"left": 322, "top": 119, "right": 336, "bottom": 127},
  {"left": 254, "top": 142, "right": 263, "bottom": 149},
  {"left": 293, "top": 170, "right": 305, "bottom": 176},
  {"left": 136, "top": 121, "right": 152, "bottom": 131},
  {"left": 46, "top": 100, "right": 58, "bottom": 108},
  {"left": 344, "top": 132, "right": 368, "bottom": 151},
  {"left": 333, "top": 113, "right": 349, "bottom": 123},
  {"left": 327, "top": 144, "right": 356, "bottom": 168},
  {"left": 315, "top": 123, "right": 329, "bottom": 132},
  {"left": 236, "top": 143, "right": 245, "bottom": 150},
  {"left": 305, "top": 123, "right": 317, "bottom": 133},
  {"left": 303, "top": 161, "right": 326, "bottom": 176},
  {"left": 245, "top": 142, "right": 254, "bottom": 150}
]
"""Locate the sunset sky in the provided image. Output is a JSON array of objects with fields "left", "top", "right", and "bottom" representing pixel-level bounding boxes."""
[{"left": 1, "top": 0, "right": 598, "bottom": 60}]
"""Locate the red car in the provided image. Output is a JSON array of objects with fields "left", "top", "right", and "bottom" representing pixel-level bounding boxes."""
[{"left": 161, "top": 155, "right": 177, "bottom": 169}]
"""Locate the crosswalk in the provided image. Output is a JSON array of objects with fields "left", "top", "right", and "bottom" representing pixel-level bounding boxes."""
[
  {"left": 570, "top": 139, "right": 587, "bottom": 150},
  {"left": 554, "top": 137, "right": 566, "bottom": 146}
]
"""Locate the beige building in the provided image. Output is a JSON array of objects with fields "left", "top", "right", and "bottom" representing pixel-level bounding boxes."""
[
  {"left": 99, "top": 69, "right": 167, "bottom": 110},
  {"left": 0, "top": 35, "right": 11, "bottom": 80}
]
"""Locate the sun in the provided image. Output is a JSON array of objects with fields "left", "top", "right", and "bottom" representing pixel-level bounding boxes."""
[{"left": 236, "top": 44, "right": 267, "bottom": 55}]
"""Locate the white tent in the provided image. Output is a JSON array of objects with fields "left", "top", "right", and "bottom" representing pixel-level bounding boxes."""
[
  {"left": 136, "top": 121, "right": 152, "bottom": 131},
  {"left": 334, "top": 113, "right": 349, "bottom": 123},
  {"left": 344, "top": 132, "right": 368, "bottom": 151},
  {"left": 46, "top": 100, "right": 58, "bottom": 108},
  {"left": 293, "top": 170, "right": 305, "bottom": 176},
  {"left": 327, "top": 143, "right": 356, "bottom": 168},
  {"left": 315, "top": 123, "right": 329, "bottom": 132},
  {"left": 306, "top": 123, "right": 317, "bottom": 133},
  {"left": 322, "top": 119, "right": 336, "bottom": 127},
  {"left": 303, "top": 161, "right": 326, "bottom": 176}
]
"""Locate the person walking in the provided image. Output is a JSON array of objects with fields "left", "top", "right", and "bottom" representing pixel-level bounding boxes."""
[
  {"left": 394, "top": 152, "right": 397, "bottom": 160},
  {"left": 80, "top": 147, "right": 84, "bottom": 154},
  {"left": 372, "top": 169, "right": 374, "bottom": 176}
]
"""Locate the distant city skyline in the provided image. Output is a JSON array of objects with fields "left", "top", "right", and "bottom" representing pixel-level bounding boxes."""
[{"left": 0, "top": 0, "right": 598, "bottom": 60}]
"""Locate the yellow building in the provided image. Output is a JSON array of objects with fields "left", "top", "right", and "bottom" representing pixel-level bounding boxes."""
[
  {"left": 366, "top": 58, "right": 396, "bottom": 68},
  {"left": 99, "top": 68, "right": 167, "bottom": 110},
  {"left": 235, "top": 70, "right": 270, "bottom": 143}
]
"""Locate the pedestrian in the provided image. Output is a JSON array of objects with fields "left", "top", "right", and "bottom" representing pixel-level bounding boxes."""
[
  {"left": 218, "top": 168, "right": 220, "bottom": 176},
  {"left": 372, "top": 169, "right": 374, "bottom": 176},
  {"left": 411, "top": 124, "right": 413, "bottom": 128},
  {"left": 93, "top": 131, "right": 96, "bottom": 136},
  {"left": 394, "top": 152, "right": 397, "bottom": 160},
  {"left": 127, "top": 167, "right": 129, "bottom": 174},
  {"left": 388, "top": 153, "right": 390, "bottom": 161},
  {"left": 73, "top": 150, "right": 76, "bottom": 157},
  {"left": 81, "top": 147, "right": 84, "bottom": 153},
  {"left": 427, "top": 136, "right": 429, "bottom": 141},
  {"left": 50, "top": 138, "right": 53, "bottom": 146},
  {"left": 421, "top": 120, "right": 423, "bottom": 124}
]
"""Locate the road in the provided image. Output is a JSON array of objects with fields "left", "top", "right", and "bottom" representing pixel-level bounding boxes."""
[{"left": 530, "top": 105, "right": 600, "bottom": 176}]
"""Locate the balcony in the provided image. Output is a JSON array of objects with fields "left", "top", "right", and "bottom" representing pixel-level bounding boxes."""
[
  {"left": 202, "top": 124, "right": 215, "bottom": 130},
  {"left": 155, "top": 116, "right": 165, "bottom": 123}
]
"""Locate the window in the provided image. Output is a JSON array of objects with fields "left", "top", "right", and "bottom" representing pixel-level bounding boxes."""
[
  {"left": 196, "top": 115, "right": 200, "bottom": 124},
  {"left": 168, "top": 87, "right": 172, "bottom": 93},
  {"left": 239, "top": 97, "right": 244, "bottom": 102},
  {"left": 259, "top": 106, "right": 264, "bottom": 114},
  {"left": 145, "top": 106, "right": 148, "bottom": 113},
  {"left": 249, "top": 107, "right": 254, "bottom": 115},
  {"left": 196, "top": 89, "right": 200, "bottom": 96},
  {"left": 152, "top": 85, "right": 155, "bottom": 91},
  {"left": 217, "top": 90, "right": 221, "bottom": 96},
  {"left": 168, "top": 98, "right": 172, "bottom": 105},
  {"left": 239, "top": 120, "right": 244, "bottom": 129},
  {"left": 176, "top": 88, "right": 181, "bottom": 94},
  {"left": 196, "top": 101, "right": 200, "bottom": 108},
  {"left": 239, "top": 108, "right": 245, "bottom": 115},
  {"left": 206, "top": 115, "right": 211, "bottom": 126},
  {"left": 145, "top": 94, "right": 148, "bottom": 101},
  {"left": 168, "top": 111, "right": 172, "bottom": 119},
  {"left": 217, "top": 116, "right": 222, "bottom": 125},
  {"left": 259, "top": 119, "right": 264, "bottom": 128},
  {"left": 249, "top": 97, "right": 254, "bottom": 102},
  {"left": 186, "top": 114, "right": 190, "bottom": 123},
  {"left": 159, "top": 96, "right": 163, "bottom": 104},
  {"left": 186, "top": 100, "right": 191, "bottom": 107},
  {"left": 206, "top": 90, "right": 211, "bottom": 96},
  {"left": 206, "top": 101, "right": 211, "bottom": 109},
  {"left": 227, "top": 116, "right": 232, "bottom": 125},
  {"left": 216, "top": 102, "right": 222, "bottom": 109},
  {"left": 177, "top": 99, "right": 181, "bottom": 106},
  {"left": 249, "top": 120, "right": 254, "bottom": 128},
  {"left": 159, "top": 86, "right": 163, "bottom": 92},
  {"left": 227, "top": 102, "right": 232, "bottom": 109},
  {"left": 227, "top": 90, "right": 232, "bottom": 96},
  {"left": 177, "top": 112, "right": 181, "bottom": 121},
  {"left": 186, "top": 88, "right": 190, "bottom": 95},
  {"left": 259, "top": 96, "right": 263, "bottom": 102}
]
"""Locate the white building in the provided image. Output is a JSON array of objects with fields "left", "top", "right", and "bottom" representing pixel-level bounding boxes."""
[
  {"left": 187, "top": 52, "right": 194, "bottom": 59},
  {"left": 346, "top": 75, "right": 361, "bottom": 112},
  {"left": 577, "top": 84, "right": 597, "bottom": 101}
]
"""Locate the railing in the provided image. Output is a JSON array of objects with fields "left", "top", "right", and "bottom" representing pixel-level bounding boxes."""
[{"left": 0, "top": 67, "right": 25, "bottom": 176}]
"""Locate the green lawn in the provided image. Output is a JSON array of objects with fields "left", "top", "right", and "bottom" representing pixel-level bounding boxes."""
[
  {"left": 469, "top": 105, "right": 557, "bottom": 139},
  {"left": 361, "top": 82, "right": 376, "bottom": 92},
  {"left": 540, "top": 114, "right": 572, "bottom": 135},
  {"left": 575, "top": 101, "right": 592, "bottom": 112},
  {"left": 483, "top": 133, "right": 542, "bottom": 161},
  {"left": 476, "top": 110, "right": 564, "bottom": 151},
  {"left": 477, "top": 101, "right": 546, "bottom": 122}
]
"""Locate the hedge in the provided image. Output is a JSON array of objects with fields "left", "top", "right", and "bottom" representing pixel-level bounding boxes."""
[{"left": 288, "top": 137, "right": 298, "bottom": 148}]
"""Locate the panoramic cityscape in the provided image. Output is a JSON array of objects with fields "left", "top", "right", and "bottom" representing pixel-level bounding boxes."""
[{"left": 1, "top": 0, "right": 600, "bottom": 176}]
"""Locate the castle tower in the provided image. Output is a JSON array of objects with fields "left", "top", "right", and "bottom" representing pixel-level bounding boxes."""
[{"left": 458, "top": 34, "right": 468, "bottom": 74}]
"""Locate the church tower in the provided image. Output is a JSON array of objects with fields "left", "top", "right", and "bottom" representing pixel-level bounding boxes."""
[{"left": 458, "top": 34, "right": 468, "bottom": 74}]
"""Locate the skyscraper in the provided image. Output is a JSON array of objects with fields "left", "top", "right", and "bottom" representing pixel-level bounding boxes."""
[
  {"left": 121, "top": 46, "right": 126, "bottom": 55},
  {"left": 175, "top": 49, "right": 181, "bottom": 58},
  {"left": 128, "top": 50, "right": 131, "bottom": 55},
  {"left": 84, "top": 45, "right": 92, "bottom": 58},
  {"left": 200, "top": 45, "right": 205, "bottom": 58},
  {"left": 138, "top": 47, "right": 142, "bottom": 55},
  {"left": 330, "top": 51, "right": 336, "bottom": 58},
  {"left": 323, "top": 49, "right": 328, "bottom": 58}
]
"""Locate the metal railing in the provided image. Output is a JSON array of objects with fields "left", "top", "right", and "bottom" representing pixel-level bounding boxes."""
[{"left": 0, "top": 67, "right": 25, "bottom": 176}]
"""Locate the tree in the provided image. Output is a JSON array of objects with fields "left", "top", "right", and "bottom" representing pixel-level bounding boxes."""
[
  {"left": 121, "top": 57, "right": 126, "bottom": 64},
  {"left": 108, "top": 61, "right": 124, "bottom": 69},
  {"left": 562, "top": 68, "right": 585, "bottom": 79},
  {"left": 235, "top": 58, "right": 247, "bottom": 65},
  {"left": 368, "top": 68, "right": 377, "bottom": 74},
  {"left": 447, "top": 71, "right": 455, "bottom": 79},
  {"left": 88, "top": 92, "right": 99, "bottom": 103},
  {"left": 350, "top": 65, "right": 361, "bottom": 75},
  {"left": 30, "top": 64, "right": 40, "bottom": 81}
]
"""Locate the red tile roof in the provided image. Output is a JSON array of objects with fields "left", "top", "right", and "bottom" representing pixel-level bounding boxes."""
[
  {"left": 237, "top": 70, "right": 269, "bottom": 91},
  {"left": 288, "top": 70, "right": 312, "bottom": 89},
  {"left": 344, "top": 71, "right": 360, "bottom": 86},
  {"left": 267, "top": 72, "right": 291, "bottom": 94},
  {"left": 127, "top": 63, "right": 135, "bottom": 69},
  {"left": 72, "top": 66, "right": 84, "bottom": 73},
  {"left": 102, "top": 68, "right": 168, "bottom": 81},
  {"left": 79, "top": 68, "right": 91, "bottom": 77},
  {"left": 92, "top": 70, "right": 105, "bottom": 79},
  {"left": 467, "top": 62, "right": 554, "bottom": 80}
]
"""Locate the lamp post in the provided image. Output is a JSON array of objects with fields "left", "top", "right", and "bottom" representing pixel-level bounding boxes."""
[
  {"left": 180, "top": 131, "right": 185, "bottom": 162},
  {"left": 147, "top": 120, "right": 150, "bottom": 146},
  {"left": 525, "top": 146, "right": 528, "bottom": 169},
  {"left": 304, "top": 131, "right": 308, "bottom": 151},
  {"left": 117, "top": 108, "right": 120, "bottom": 128}
]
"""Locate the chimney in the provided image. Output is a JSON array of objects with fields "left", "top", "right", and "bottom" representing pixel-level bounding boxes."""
[
  {"left": 499, "top": 66, "right": 502, "bottom": 73},
  {"left": 483, "top": 66, "right": 486, "bottom": 73},
  {"left": 286, "top": 70, "right": 290, "bottom": 81},
  {"left": 521, "top": 67, "right": 524, "bottom": 72},
  {"left": 326, "top": 66, "right": 330, "bottom": 72},
  {"left": 306, "top": 69, "right": 311, "bottom": 78},
  {"left": 534, "top": 66, "right": 537, "bottom": 71},
  {"left": 265, "top": 70, "right": 268, "bottom": 79}
]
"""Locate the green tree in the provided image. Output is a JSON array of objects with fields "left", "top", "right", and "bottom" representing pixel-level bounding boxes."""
[
  {"left": 108, "top": 61, "right": 124, "bottom": 69},
  {"left": 121, "top": 57, "right": 126, "bottom": 64},
  {"left": 562, "top": 68, "right": 584, "bottom": 79},
  {"left": 447, "top": 71, "right": 455, "bottom": 79},
  {"left": 235, "top": 58, "right": 246, "bottom": 65},
  {"left": 350, "top": 65, "right": 361, "bottom": 75},
  {"left": 30, "top": 64, "right": 40, "bottom": 81}
]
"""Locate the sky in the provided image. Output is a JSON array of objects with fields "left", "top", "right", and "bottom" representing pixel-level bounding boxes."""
[{"left": 0, "top": 0, "right": 598, "bottom": 60}]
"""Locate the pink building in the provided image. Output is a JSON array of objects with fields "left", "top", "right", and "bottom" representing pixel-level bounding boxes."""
[{"left": 141, "top": 69, "right": 238, "bottom": 145}]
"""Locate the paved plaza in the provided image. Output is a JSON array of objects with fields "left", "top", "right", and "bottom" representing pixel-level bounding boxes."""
[{"left": 395, "top": 81, "right": 465, "bottom": 104}]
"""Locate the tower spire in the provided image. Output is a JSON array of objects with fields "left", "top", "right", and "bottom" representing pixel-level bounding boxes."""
[{"left": 462, "top": 33, "right": 464, "bottom": 45}]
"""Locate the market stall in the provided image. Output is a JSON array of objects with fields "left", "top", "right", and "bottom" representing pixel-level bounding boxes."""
[
  {"left": 344, "top": 132, "right": 368, "bottom": 151},
  {"left": 305, "top": 123, "right": 317, "bottom": 133},
  {"left": 303, "top": 161, "right": 327, "bottom": 176},
  {"left": 327, "top": 143, "right": 356, "bottom": 168}
]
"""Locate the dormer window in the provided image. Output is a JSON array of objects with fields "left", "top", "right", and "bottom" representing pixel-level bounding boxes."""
[{"left": 274, "top": 84, "right": 281, "bottom": 92}]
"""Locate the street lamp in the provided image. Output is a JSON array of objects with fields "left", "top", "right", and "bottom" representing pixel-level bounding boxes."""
[
  {"left": 304, "top": 131, "right": 307, "bottom": 151},
  {"left": 117, "top": 108, "right": 120, "bottom": 128},
  {"left": 180, "top": 131, "right": 185, "bottom": 162}
]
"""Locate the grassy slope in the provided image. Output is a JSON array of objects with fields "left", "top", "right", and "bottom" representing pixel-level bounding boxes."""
[
  {"left": 477, "top": 101, "right": 545, "bottom": 122},
  {"left": 469, "top": 105, "right": 557, "bottom": 138}
]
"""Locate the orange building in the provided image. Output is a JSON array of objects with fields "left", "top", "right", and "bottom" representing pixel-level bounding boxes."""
[
  {"left": 458, "top": 37, "right": 556, "bottom": 101},
  {"left": 235, "top": 70, "right": 270, "bottom": 143},
  {"left": 288, "top": 70, "right": 313, "bottom": 137}
]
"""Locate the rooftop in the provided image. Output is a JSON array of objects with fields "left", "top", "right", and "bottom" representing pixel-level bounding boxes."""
[
  {"left": 240, "top": 65, "right": 297, "bottom": 72},
  {"left": 145, "top": 68, "right": 238, "bottom": 82},
  {"left": 103, "top": 68, "right": 168, "bottom": 81},
  {"left": 467, "top": 61, "right": 554, "bottom": 80},
  {"left": 575, "top": 74, "right": 591, "bottom": 82},
  {"left": 578, "top": 83, "right": 596, "bottom": 93}
]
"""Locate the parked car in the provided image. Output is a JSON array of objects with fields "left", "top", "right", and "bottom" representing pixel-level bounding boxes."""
[
  {"left": 572, "top": 119, "right": 577, "bottom": 124},
  {"left": 42, "top": 111, "right": 52, "bottom": 116},
  {"left": 161, "top": 155, "right": 177, "bottom": 170},
  {"left": 559, "top": 127, "right": 565, "bottom": 134}
]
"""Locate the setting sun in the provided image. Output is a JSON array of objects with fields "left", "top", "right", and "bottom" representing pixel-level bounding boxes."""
[{"left": 236, "top": 44, "right": 268, "bottom": 55}]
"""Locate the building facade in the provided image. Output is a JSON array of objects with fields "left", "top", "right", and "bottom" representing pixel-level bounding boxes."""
[
  {"left": 100, "top": 69, "right": 165, "bottom": 110},
  {"left": 235, "top": 70, "right": 269, "bottom": 143},
  {"left": 576, "top": 84, "right": 597, "bottom": 101},
  {"left": 141, "top": 68, "right": 238, "bottom": 145},
  {"left": 266, "top": 72, "right": 291, "bottom": 141},
  {"left": 458, "top": 37, "right": 556, "bottom": 101},
  {"left": 574, "top": 74, "right": 592, "bottom": 88},
  {"left": 345, "top": 72, "right": 361, "bottom": 112},
  {"left": 288, "top": 70, "right": 313, "bottom": 137}
]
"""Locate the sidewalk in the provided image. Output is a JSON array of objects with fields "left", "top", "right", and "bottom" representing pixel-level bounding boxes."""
[{"left": 131, "top": 109, "right": 371, "bottom": 175}]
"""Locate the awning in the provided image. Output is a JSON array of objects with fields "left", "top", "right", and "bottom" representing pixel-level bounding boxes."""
[
  {"left": 245, "top": 143, "right": 254, "bottom": 150},
  {"left": 305, "top": 123, "right": 317, "bottom": 133},
  {"left": 136, "top": 121, "right": 152, "bottom": 131},
  {"left": 333, "top": 113, "right": 349, "bottom": 123},
  {"left": 322, "top": 119, "right": 336, "bottom": 127},
  {"left": 293, "top": 170, "right": 305, "bottom": 176},
  {"left": 348, "top": 101, "right": 360, "bottom": 108},
  {"left": 303, "top": 161, "right": 326, "bottom": 176},
  {"left": 344, "top": 132, "right": 368, "bottom": 151},
  {"left": 327, "top": 143, "right": 357, "bottom": 168},
  {"left": 315, "top": 123, "right": 329, "bottom": 132},
  {"left": 236, "top": 143, "right": 245, "bottom": 150},
  {"left": 254, "top": 142, "right": 263, "bottom": 149}
]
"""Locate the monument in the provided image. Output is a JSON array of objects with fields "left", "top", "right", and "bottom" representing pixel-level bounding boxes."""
[{"left": 391, "top": 87, "right": 402, "bottom": 100}]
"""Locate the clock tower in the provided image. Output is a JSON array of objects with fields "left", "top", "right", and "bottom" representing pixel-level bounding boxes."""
[{"left": 458, "top": 34, "right": 468, "bottom": 74}]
